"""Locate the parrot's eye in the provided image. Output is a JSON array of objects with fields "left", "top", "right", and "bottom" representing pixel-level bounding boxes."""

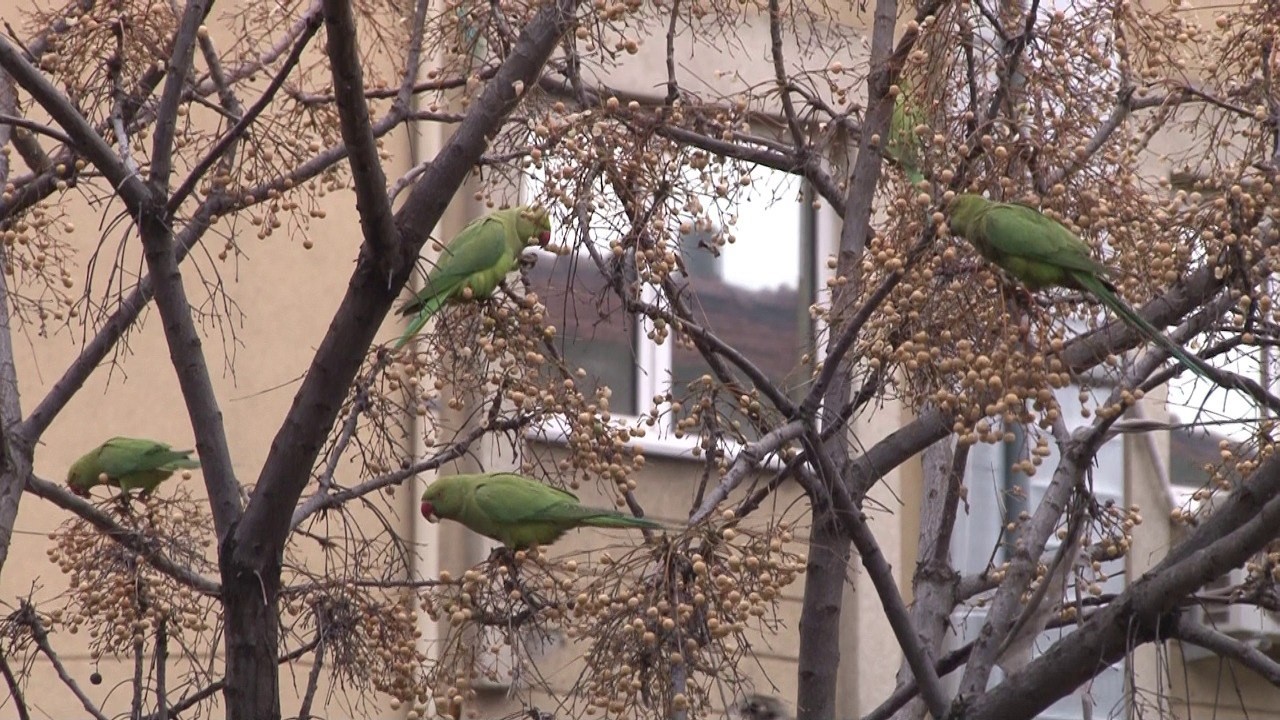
[{"left": 420, "top": 500, "right": 439, "bottom": 522}]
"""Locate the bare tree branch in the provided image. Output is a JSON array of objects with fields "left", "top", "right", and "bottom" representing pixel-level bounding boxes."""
[
  {"left": 0, "top": 647, "right": 30, "bottom": 720},
  {"left": 0, "top": 68, "right": 30, "bottom": 581},
  {"left": 1172, "top": 614, "right": 1280, "bottom": 684},
  {"left": 19, "top": 99, "right": 419, "bottom": 442},
  {"left": 966, "top": 449, "right": 1280, "bottom": 719},
  {"left": 0, "top": 113, "right": 71, "bottom": 145},
  {"left": 296, "top": 618, "right": 325, "bottom": 720},
  {"left": 23, "top": 475, "right": 221, "bottom": 594},
  {"left": 17, "top": 602, "right": 110, "bottom": 720},
  {"left": 805, "top": 428, "right": 951, "bottom": 720},
  {"left": 766, "top": 0, "right": 806, "bottom": 152},
  {"left": 0, "top": 37, "right": 152, "bottom": 211},
  {"left": 322, "top": 0, "right": 397, "bottom": 270},
  {"left": 291, "top": 410, "right": 531, "bottom": 528},
  {"left": 150, "top": 0, "right": 216, "bottom": 188},
  {"left": 688, "top": 419, "right": 806, "bottom": 524},
  {"left": 169, "top": 12, "right": 324, "bottom": 213},
  {"left": 890, "top": 438, "right": 966, "bottom": 720}
]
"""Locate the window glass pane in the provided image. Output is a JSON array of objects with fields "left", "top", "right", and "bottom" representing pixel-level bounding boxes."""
[
  {"left": 949, "top": 383, "right": 1127, "bottom": 719},
  {"left": 669, "top": 171, "right": 811, "bottom": 441},
  {"left": 525, "top": 253, "right": 639, "bottom": 416}
]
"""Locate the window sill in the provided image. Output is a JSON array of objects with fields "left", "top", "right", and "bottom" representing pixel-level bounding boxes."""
[
  {"left": 526, "top": 415, "right": 790, "bottom": 470},
  {"left": 526, "top": 415, "right": 701, "bottom": 461}
]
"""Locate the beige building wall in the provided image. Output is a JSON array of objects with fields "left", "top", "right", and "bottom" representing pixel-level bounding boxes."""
[
  {"left": 0, "top": 146, "right": 419, "bottom": 720},
  {"left": 1133, "top": 116, "right": 1280, "bottom": 719},
  {"left": 0, "top": 2, "right": 418, "bottom": 715},
  {"left": 4, "top": 1, "right": 1268, "bottom": 720},
  {"left": 0, "top": 177, "right": 418, "bottom": 718}
]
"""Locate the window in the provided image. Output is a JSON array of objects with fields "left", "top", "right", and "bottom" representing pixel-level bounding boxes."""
[
  {"left": 525, "top": 253, "right": 641, "bottom": 416},
  {"left": 525, "top": 166, "right": 816, "bottom": 453},
  {"left": 947, "top": 383, "right": 1127, "bottom": 719}
]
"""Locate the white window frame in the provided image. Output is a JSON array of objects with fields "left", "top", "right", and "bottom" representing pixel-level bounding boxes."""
[
  {"left": 947, "top": 383, "right": 1129, "bottom": 719},
  {"left": 524, "top": 171, "right": 831, "bottom": 461}
]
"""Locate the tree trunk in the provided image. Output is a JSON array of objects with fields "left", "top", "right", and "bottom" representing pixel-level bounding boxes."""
[
  {"left": 0, "top": 69, "right": 27, "bottom": 582},
  {"left": 891, "top": 439, "right": 964, "bottom": 720},
  {"left": 221, "top": 542, "right": 282, "bottom": 720},
  {"left": 797, "top": 517, "right": 851, "bottom": 720}
]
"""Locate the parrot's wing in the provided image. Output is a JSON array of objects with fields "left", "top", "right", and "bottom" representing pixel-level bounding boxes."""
[
  {"left": 425, "top": 217, "right": 511, "bottom": 289},
  {"left": 95, "top": 438, "right": 184, "bottom": 476},
  {"left": 399, "top": 216, "right": 512, "bottom": 315},
  {"left": 977, "top": 205, "right": 1109, "bottom": 277},
  {"left": 470, "top": 474, "right": 584, "bottom": 524}
]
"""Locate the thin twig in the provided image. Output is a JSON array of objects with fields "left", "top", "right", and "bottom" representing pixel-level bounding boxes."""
[
  {"left": 0, "top": 650, "right": 31, "bottom": 720},
  {"left": 297, "top": 615, "right": 325, "bottom": 720},
  {"left": 0, "top": 113, "right": 71, "bottom": 144},
  {"left": 290, "top": 409, "right": 532, "bottom": 529},
  {"left": 168, "top": 11, "right": 324, "bottom": 212},
  {"left": 18, "top": 603, "right": 110, "bottom": 720}
]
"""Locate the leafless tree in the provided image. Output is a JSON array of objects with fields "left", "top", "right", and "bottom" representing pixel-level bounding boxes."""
[{"left": 0, "top": 0, "right": 1275, "bottom": 719}]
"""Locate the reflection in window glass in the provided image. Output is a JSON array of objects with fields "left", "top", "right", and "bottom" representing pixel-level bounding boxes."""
[
  {"left": 946, "top": 384, "right": 1127, "bottom": 719},
  {"left": 670, "top": 174, "right": 811, "bottom": 440},
  {"left": 525, "top": 253, "right": 639, "bottom": 416}
]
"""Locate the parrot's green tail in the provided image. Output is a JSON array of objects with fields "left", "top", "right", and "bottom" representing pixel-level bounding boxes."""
[
  {"left": 583, "top": 513, "right": 664, "bottom": 531},
  {"left": 1074, "top": 272, "right": 1210, "bottom": 379},
  {"left": 394, "top": 295, "right": 447, "bottom": 350}
]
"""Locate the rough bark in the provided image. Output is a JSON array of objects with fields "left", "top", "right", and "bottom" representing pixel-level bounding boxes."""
[
  {"left": 0, "top": 69, "right": 27, "bottom": 581},
  {"left": 794, "top": 0, "right": 899, "bottom": 710},
  {"left": 218, "top": 1, "right": 581, "bottom": 717},
  {"left": 964, "top": 451, "right": 1280, "bottom": 719},
  {"left": 220, "top": 534, "right": 283, "bottom": 719},
  {"left": 796, "top": 517, "right": 851, "bottom": 720},
  {"left": 890, "top": 439, "right": 965, "bottom": 720}
]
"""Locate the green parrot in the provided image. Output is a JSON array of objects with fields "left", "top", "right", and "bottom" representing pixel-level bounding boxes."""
[
  {"left": 886, "top": 80, "right": 925, "bottom": 185},
  {"left": 395, "top": 205, "right": 552, "bottom": 348},
  {"left": 66, "top": 437, "right": 201, "bottom": 497},
  {"left": 947, "top": 194, "right": 1209, "bottom": 378},
  {"left": 420, "top": 472, "right": 661, "bottom": 549}
]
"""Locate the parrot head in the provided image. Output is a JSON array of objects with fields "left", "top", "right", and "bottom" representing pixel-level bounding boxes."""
[
  {"left": 946, "top": 193, "right": 987, "bottom": 237},
  {"left": 65, "top": 461, "right": 99, "bottom": 497},
  {"left": 517, "top": 206, "right": 553, "bottom": 247},
  {"left": 420, "top": 478, "right": 458, "bottom": 523}
]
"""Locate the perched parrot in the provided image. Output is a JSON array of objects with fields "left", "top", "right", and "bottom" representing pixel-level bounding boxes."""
[
  {"left": 887, "top": 80, "right": 925, "bottom": 185},
  {"left": 395, "top": 205, "right": 552, "bottom": 348},
  {"left": 420, "top": 472, "right": 661, "bottom": 549},
  {"left": 66, "top": 437, "right": 201, "bottom": 497},
  {"left": 947, "top": 194, "right": 1209, "bottom": 378}
]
